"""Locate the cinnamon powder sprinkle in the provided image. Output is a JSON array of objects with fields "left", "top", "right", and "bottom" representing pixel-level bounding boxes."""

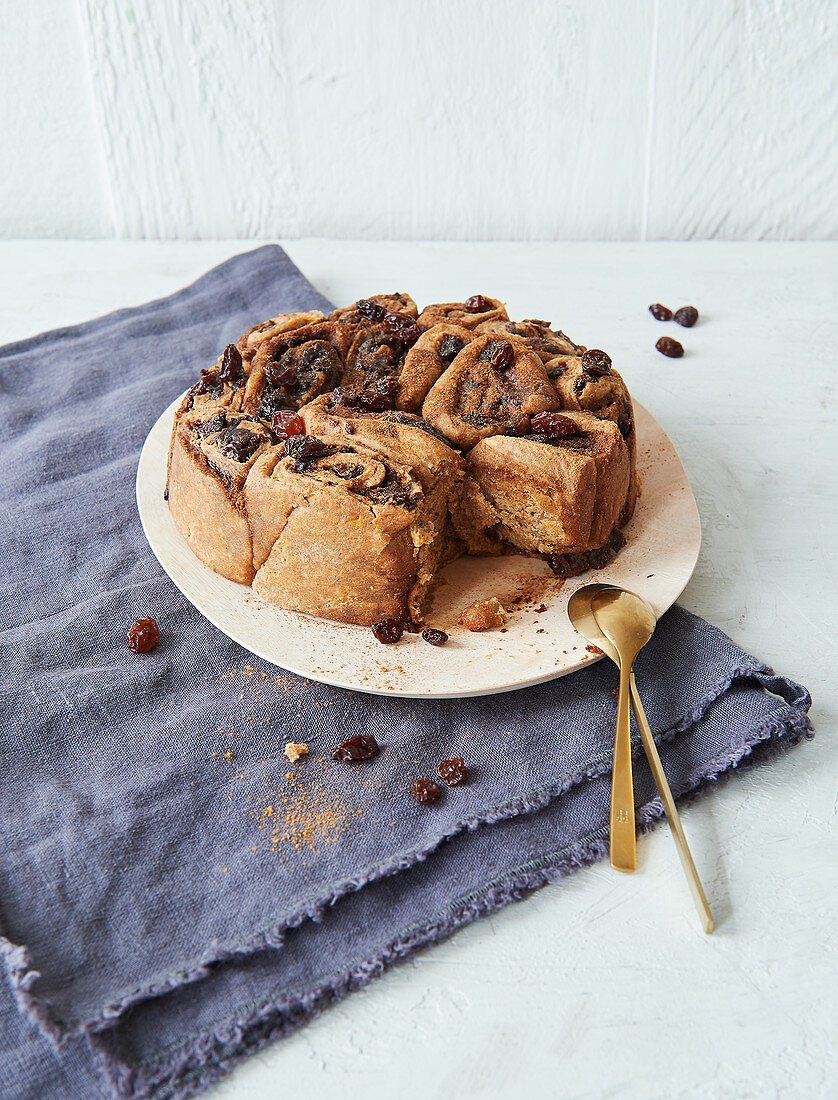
[{"left": 250, "top": 777, "right": 362, "bottom": 854}]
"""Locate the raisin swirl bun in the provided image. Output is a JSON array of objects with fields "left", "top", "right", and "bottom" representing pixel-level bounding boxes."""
[
  {"left": 421, "top": 333, "right": 560, "bottom": 450},
  {"left": 452, "top": 411, "right": 630, "bottom": 558},
  {"left": 237, "top": 310, "right": 326, "bottom": 362},
  {"left": 476, "top": 318, "right": 585, "bottom": 363},
  {"left": 396, "top": 323, "right": 475, "bottom": 412},
  {"left": 550, "top": 350, "right": 637, "bottom": 524},
  {"left": 329, "top": 293, "right": 418, "bottom": 329},
  {"left": 167, "top": 407, "right": 279, "bottom": 583},
  {"left": 243, "top": 320, "right": 352, "bottom": 421},
  {"left": 417, "top": 295, "right": 508, "bottom": 331},
  {"left": 244, "top": 435, "right": 446, "bottom": 625}
]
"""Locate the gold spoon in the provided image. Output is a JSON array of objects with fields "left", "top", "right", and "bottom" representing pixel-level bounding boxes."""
[{"left": 568, "top": 583, "right": 714, "bottom": 932}]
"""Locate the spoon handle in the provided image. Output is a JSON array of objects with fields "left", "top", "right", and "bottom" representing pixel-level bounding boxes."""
[
  {"left": 610, "top": 661, "right": 637, "bottom": 872},
  {"left": 629, "top": 672, "right": 714, "bottom": 934}
]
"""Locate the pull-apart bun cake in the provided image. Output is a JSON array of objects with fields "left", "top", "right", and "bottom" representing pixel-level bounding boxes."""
[{"left": 167, "top": 293, "right": 636, "bottom": 627}]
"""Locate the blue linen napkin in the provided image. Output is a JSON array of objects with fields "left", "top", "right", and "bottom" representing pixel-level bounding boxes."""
[{"left": 0, "top": 247, "right": 812, "bottom": 1100}]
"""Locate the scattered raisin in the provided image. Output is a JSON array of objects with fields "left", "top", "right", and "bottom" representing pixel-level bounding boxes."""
[
  {"left": 412, "top": 778, "right": 441, "bottom": 804},
  {"left": 530, "top": 412, "right": 580, "bottom": 439},
  {"left": 438, "top": 334, "right": 465, "bottom": 361},
  {"left": 333, "top": 734, "right": 380, "bottom": 762},
  {"left": 127, "top": 618, "right": 159, "bottom": 653},
  {"left": 283, "top": 434, "right": 327, "bottom": 462},
  {"left": 371, "top": 618, "right": 404, "bottom": 644},
  {"left": 421, "top": 628, "right": 448, "bottom": 646},
  {"left": 271, "top": 411, "right": 305, "bottom": 440},
  {"left": 464, "top": 294, "right": 491, "bottom": 313},
  {"left": 649, "top": 303, "right": 673, "bottom": 322},
  {"left": 674, "top": 305, "right": 699, "bottom": 328},
  {"left": 437, "top": 758, "right": 469, "bottom": 786},
  {"left": 356, "top": 299, "right": 386, "bottom": 322},
  {"left": 490, "top": 340, "right": 515, "bottom": 371},
  {"left": 218, "top": 343, "right": 243, "bottom": 383},
  {"left": 656, "top": 336, "right": 684, "bottom": 358},
  {"left": 581, "top": 349, "right": 612, "bottom": 376}
]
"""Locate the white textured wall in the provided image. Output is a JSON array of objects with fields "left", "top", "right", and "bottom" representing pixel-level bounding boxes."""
[{"left": 1, "top": 0, "right": 836, "bottom": 241}]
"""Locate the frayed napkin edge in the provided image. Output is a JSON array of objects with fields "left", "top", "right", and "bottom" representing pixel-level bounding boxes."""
[
  {"left": 93, "top": 691, "right": 813, "bottom": 1100},
  {"left": 0, "top": 657, "right": 813, "bottom": 1056}
]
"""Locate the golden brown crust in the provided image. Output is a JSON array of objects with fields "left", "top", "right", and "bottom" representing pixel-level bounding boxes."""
[{"left": 422, "top": 333, "right": 560, "bottom": 450}]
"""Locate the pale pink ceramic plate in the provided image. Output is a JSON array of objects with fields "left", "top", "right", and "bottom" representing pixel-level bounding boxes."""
[{"left": 137, "top": 396, "right": 700, "bottom": 697}]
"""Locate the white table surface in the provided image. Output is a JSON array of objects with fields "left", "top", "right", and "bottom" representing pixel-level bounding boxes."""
[{"left": 4, "top": 241, "right": 836, "bottom": 1100}]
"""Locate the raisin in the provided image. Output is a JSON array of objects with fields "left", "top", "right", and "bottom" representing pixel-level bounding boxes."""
[
  {"left": 547, "top": 362, "right": 568, "bottom": 379},
  {"left": 618, "top": 416, "right": 633, "bottom": 439},
  {"left": 421, "top": 628, "right": 448, "bottom": 646},
  {"left": 545, "top": 553, "right": 571, "bottom": 577},
  {"left": 356, "top": 299, "right": 386, "bottom": 322},
  {"left": 195, "top": 369, "right": 223, "bottom": 397},
  {"left": 395, "top": 322, "right": 422, "bottom": 348},
  {"left": 273, "top": 362, "right": 298, "bottom": 387},
  {"left": 194, "top": 412, "right": 228, "bottom": 438},
  {"left": 581, "top": 349, "right": 612, "bottom": 376},
  {"left": 283, "top": 434, "right": 326, "bottom": 462},
  {"left": 218, "top": 343, "right": 243, "bottom": 383},
  {"left": 371, "top": 618, "right": 404, "bottom": 644},
  {"left": 330, "top": 386, "right": 361, "bottom": 408},
  {"left": 649, "top": 303, "right": 673, "bottom": 322},
  {"left": 673, "top": 305, "right": 699, "bottom": 328},
  {"left": 464, "top": 294, "right": 491, "bottom": 313},
  {"left": 127, "top": 617, "right": 159, "bottom": 653},
  {"left": 490, "top": 340, "right": 514, "bottom": 371},
  {"left": 271, "top": 411, "right": 305, "bottom": 440},
  {"left": 438, "top": 334, "right": 465, "bottom": 361},
  {"left": 437, "top": 758, "right": 469, "bottom": 786},
  {"left": 530, "top": 412, "right": 581, "bottom": 439},
  {"left": 333, "top": 733, "right": 380, "bottom": 762},
  {"left": 215, "top": 427, "right": 261, "bottom": 462},
  {"left": 656, "top": 336, "right": 684, "bottom": 358},
  {"left": 358, "top": 377, "right": 399, "bottom": 411},
  {"left": 574, "top": 376, "right": 587, "bottom": 394},
  {"left": 412, "top": 778, "right": 441, "bottom": 804}
]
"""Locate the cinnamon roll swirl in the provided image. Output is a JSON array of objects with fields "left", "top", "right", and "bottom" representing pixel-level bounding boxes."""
[
  {"left": 421, "top": 333, "right": 560, "bottom": 450},
  {"left": 167, "top": 407, "right": 279, "bottom": 583},
  {"left": 244, "top": 435, "right": 446, "bottom": 625},
  {"left": 417, "top": 295, "right": 508, "bottom": 331}
]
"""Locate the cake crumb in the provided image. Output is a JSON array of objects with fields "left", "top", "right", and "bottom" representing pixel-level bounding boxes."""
[
  {"left": 284, "top": 741, "right": 309, "bottom": 763},
  {"left": 459, "top": 597, "right": 506, "bottom": 632}
]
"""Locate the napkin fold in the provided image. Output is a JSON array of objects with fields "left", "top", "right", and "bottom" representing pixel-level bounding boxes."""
[{"left": 0, "top": 247, "right": 812, "bottom": 1100}]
